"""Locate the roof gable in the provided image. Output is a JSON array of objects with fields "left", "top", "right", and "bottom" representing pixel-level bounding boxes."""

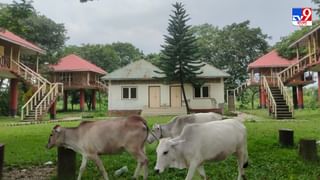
[
  {"left": 102, "top": 59, "right": 229, "bottom": 80},
  {"left": 248, "top": 50, "right": 297, "bottom": 70},
  {"left": 51, "top": 54, "right": 107, "bottom": 74},
  {"left": 0, "top": 29, "right": 45, "bottom": 54}
]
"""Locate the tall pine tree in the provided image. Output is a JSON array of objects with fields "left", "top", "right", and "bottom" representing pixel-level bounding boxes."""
[{"left": 157, "top": 2, "right": 204, "bottom": 114}]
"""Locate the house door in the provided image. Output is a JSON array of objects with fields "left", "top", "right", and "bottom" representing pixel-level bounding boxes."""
[
  {"left": 149, "top": 86, "right": 160, "bottom": 108},
  {"left": 170, "top": 86, "right": 181, "bottom": 107}
]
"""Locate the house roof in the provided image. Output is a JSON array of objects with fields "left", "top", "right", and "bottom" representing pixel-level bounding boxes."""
[
  {"left": 102, "top": 59, "right": 229, "bottom": 81},
  {"left": 51, "top": 54, "right": 107, "bottom": 74},
  {"left": 248, "top": 50, "right": 297, "bottom": 71},
  {"left": 0, "top": 29, "right": 45, "bottom": 54}
]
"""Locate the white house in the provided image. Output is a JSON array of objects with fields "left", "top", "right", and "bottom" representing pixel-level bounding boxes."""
[{"left": 102, "top": 60, "right": 230, "bottom": 116}]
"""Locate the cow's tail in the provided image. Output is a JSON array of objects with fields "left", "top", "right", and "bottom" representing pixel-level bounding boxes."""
[{"left": 242, "top": 139, "right": 249, "bottom": 168}]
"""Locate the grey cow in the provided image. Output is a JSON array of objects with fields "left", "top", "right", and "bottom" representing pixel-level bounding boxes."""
[{"left": 147, "top": 112, "right": 222, "bottom": 143}]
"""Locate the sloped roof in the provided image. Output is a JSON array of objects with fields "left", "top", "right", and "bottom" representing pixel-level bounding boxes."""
[
  {"left": 51, "top": 54, "right": 107, "bottom": 74},
  {"left": 248, "top": 50, "right": 297, "bottom": 71},
  {"left": 102, "top": 59, "right": 229, "bottom": 80},
  {"left": 0, "top": 29, "right": 45, "bottom": 54}
]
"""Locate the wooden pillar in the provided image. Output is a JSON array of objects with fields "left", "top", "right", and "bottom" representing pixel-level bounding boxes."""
[
  {"left": 36, "top": 54, "right": 39, "bottom": 73},
  {"left": 49, "top": 101, "right": 56, "bottom": 120},
  {"left": 297, "top": 85, "right": 304, "bottom": 109},
  {"left": 9, "top": 79, "right": 18, "bottom": 117},
  {"left": 92, "top": 90, "right": 96, "bottom": 110},
  {"left": 0, "top": 144, "right": 4, "bottom": 180},
  {"left": 279, "top": 129, "right": 294, "bottom": 147},
  {"left": 299, "top": 139, "right": 318, "bottom": 161},
  {"left": 227, "top": 91, "right": 235, "bottom": 111},
  {"left": 318, "top": 72, "right": 320, "bottom": 102},
  {"left": 292, "top": 86, "right": 298, "bottom": 109},
  {"left": 63, "top": 91, "right": 68, "bottom": 111},
  {"left": 260, "top": 86, "right": 266, "bottom": 108},
  {"left": 57, "top": 147, "right": 76, "bottom": 180},
  {"left": 80, "top": 89, "right": 85, "bottom": 112}
]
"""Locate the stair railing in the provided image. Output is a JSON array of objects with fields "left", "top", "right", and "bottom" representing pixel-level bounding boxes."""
[
  {"left": 262, "top": 76, "right": 277, "bottom": 117},
  {"left": 233, "top": 79, "right": 250, "bottom": 96},
  {"left": 21, "top": 84, "right": 46, "bottom": 120},
  {"left": 278, "top": 52, "right": 318, "bottom": 82},
  {"left": 34, "top": 83, "right": 63, "bottom": 120},
  {"left": 276, "top": 75, "right": 294, "bottom": 117},
  {"left": 96, "top": 80, "right": 108, "bottom": 92},
  {"left": 11, "top": 59, "right": 50, "bottom": 87},
  {"left": 9, "top": 59, "right": 63, "bottom": 120}
]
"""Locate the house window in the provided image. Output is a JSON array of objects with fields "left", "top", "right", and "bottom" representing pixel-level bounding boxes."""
[
  {"left": 122, "top": 87, "right": 137, "bottom": 99},
  {"left": 194, "top": 86, "right": 209, "bottom": 98}
]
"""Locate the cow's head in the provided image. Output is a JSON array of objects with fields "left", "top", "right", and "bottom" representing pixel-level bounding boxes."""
[
  {"left": 146, "top": 124, "right": 162, "bottom": 144},
  {"left": 154, "top": 138, "right": 185, "bottom": 173},
  {"left": 46, "top": 125, "right": 63, "bottom": 149}
]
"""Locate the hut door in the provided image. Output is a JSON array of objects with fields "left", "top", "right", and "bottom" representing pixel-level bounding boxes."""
[
  {"left": 149, "top": 86, "right": 160, "bottom": 108},
  {"left": 170, "top": 86, "right": 181, "bottom": 107}
]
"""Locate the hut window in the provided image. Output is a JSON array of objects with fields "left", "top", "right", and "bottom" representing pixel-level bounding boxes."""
[
  {"left": 122, "top": 87, "right": 137, "bottom": 99},
  {"left": 59, "top": 72, "right": 72, "bottom": 82},
  {"left": 194, "top": 86, "right": 209, "bottom": 98}
]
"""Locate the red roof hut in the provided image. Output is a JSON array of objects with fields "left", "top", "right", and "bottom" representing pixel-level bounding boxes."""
[
  {"left": 0, "top": 29, "right": 63, "bottom": 121},
  {"left": 50, "top": 54, "right": 107, "bottom": 111}
]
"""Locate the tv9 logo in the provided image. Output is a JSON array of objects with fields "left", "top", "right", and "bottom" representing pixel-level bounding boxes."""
[{"left": 292, "top": 8, "right": 312, "bottom": 26}]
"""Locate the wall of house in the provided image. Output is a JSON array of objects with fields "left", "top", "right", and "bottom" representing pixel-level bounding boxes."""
[
  {"left": 108, "top": 78, "right": 225, "bottom": 111},
  {"left": 184, "top": 79, "right": 225, "bottom": 109}
]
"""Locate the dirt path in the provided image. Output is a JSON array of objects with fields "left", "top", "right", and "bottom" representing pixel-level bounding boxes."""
[{"left": 2, "top": 166, "right": 55, "bottom": 180}]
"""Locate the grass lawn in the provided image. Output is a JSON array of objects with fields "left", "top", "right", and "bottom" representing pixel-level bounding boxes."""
[{"left": 0, "top": 109, "right": 319, "bottom": 179}]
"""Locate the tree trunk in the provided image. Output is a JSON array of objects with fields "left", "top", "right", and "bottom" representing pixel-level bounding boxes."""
[
  {"left": 179, "top": 62, "right": 190, "bottom": 114},
  {"left": 180, "top": 81, "right": 190, "bottom": 114},
  {"left": 251, "top": 93, "right": 255, "bottom": 110},
  {"left": 299, "top": 139, "right": 318, "bottom": 161}
]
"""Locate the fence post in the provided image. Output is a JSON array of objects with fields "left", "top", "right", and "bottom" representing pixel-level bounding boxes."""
[
  {"left": 57, "top": 147, "right": 76, "bottom": 180},
  {"left": 279, "top": 129, "right": 294, "bottom": 147},
  {"left": 0, "top": 144, "right": 4, "bottom": 180},
  {"left": 299, "top": 139, "right": 318, "bottom": 161}
]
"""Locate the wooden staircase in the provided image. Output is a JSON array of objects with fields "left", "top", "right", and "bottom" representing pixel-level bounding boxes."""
[
  {"left": 7, "top": 58, "right": 63, "bottom": 121},
  {"left": 269, "top": 87, "right": 292, "bottom": 119}
]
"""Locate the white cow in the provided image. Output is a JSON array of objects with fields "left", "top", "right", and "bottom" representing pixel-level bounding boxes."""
[
  {"left": 155, "top": 119, "right": 248, "bottom": 180},
  {"left": 47, "top": 115, "right": 149, "bottom": 180},
  {"left": 147, "top": 112, "right": 222, "bottom": 143}
]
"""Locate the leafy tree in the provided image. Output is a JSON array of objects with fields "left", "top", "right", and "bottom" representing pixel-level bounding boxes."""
[
  {"left": 145, "top": 53, "right": 161, "bottom": 66},
  {"left": 0, "top": 0, "right": 68, "bottom": 64},
  {"left": 23, "top": 14, "right": 68, "bottom": 64},
  {"left": 111, "top": 42, "right": 143, "bottom": 66},
  {"left": 274, "top": 21, "right": 320, "bottom": 59},
  {"left": 58, "top": 42, "right": 143, "bottom": 73},
  {"left": 58, "top": 44, "right": 120, "bottom": 73},
  {"left": 0, "top": 0, "right": 34, "bottom": 36},
  {"left": 157, "top": 2, "right": 204, "bottom": 114},
  {"left": 193, "top": 21, "right": 269, "bottom": 89}
]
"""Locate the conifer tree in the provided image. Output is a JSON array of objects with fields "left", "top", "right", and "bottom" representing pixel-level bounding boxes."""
[{"left": 157, "top": 2, "right": 204, "bottom": 113}]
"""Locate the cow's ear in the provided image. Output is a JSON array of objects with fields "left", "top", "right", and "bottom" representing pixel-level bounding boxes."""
[
  {"left": 54, "top": 125, "right": 61, "bottom": 133},
  {"left": 169, "top": 139, "right": 185, "bottom": 147}
]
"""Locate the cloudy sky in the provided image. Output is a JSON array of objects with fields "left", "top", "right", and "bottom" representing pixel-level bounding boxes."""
[{"left": 3, "top": 0, "right": 317, "bottom": 54}]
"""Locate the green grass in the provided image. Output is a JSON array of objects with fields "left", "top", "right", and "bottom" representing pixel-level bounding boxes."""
[{"left": 0, "top": 110, "right": 319, "bottom": 179}]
